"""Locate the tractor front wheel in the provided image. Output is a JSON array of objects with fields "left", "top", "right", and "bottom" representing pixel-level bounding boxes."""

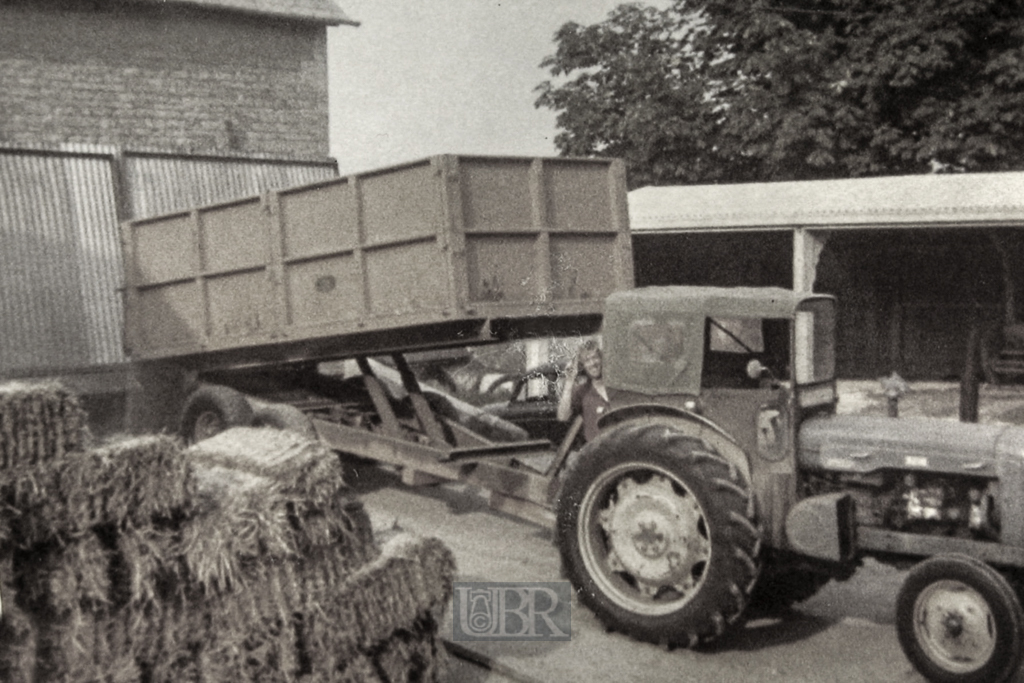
[{"left": 896, "top": 553, "right": 1024, "bottom": 683}]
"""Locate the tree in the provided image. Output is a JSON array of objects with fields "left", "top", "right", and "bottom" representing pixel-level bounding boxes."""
[{"left": 535, "top": 0, "right": 1024, "bottom": 187}]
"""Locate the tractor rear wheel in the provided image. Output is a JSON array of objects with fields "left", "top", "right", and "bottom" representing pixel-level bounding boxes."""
[{"left": 556, "top": 422, "right": 761, "bottom": 647}]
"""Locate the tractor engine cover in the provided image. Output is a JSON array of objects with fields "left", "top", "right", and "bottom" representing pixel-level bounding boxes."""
[
  {"left": 799, "top": 414, "right": 1024, "bottom": 546},
  {"left": 798, "top": 415, "right": 1005, "bottom": 478}
]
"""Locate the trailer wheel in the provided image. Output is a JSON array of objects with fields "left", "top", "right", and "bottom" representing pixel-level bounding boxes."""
[
  {"left": 180, "top": 385, "right": 254, "bottom": 444},
  {"left": 251, "top": 401, "right": 317, "bottom": 441},
  {"left": 896, "top": 554, "right": 1024, "bottom": 683},
  {"left": 556, "top": 422, "right": 761, "bottom": 647}
]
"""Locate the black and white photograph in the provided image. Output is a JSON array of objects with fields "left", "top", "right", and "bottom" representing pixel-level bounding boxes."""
[{"left": 3, "top": 1, "right": 1024, "bottom": 681}]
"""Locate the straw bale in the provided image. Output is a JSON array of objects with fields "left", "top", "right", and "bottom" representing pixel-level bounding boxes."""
[
  {"left": 141, "top": 534, "right": 453, "bottom": 683},
  {"left": 0, "top": 416, "right": 454, "bottom": 683},
  {"left": 34, "top": 608, "right": 140, "bottom": 683},
  {"left": 0, "top": 381, "right": 88, "bottom": 470},
  {"left": 114, "top": 524, "right": 181, "bottom": 610},
  {"left": 0, "top": 553, "right": 35, "bottom": 683},
  {"left": 1, "top": 435, "right": 193, "bottom": 548},
  {"left": 20, "top": 531, "right": 111, "bottom": 617},
  {"left": 181, "top": 428, "right": 376, "bottom": 593},
  {"left": 187, "top": 429, "right": 364, "bottom": 520},
  {"left": 188, "top": 426, "right": 350, "bottom": 504},
  {"left": 373, "top": 622, "right": 449, "bottom": 683},
  {"left": 298, "top": 534, "right": 455, "bottom": 674}
]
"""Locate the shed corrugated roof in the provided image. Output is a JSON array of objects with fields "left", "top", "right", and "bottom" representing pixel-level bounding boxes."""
[
  {"left": 629, "top": 171, "right": 1024, "bottom": 232},
  {"left": 135, "top": 0, "right": 358, "bottom": 26}
]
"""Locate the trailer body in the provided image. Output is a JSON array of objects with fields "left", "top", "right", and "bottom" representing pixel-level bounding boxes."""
[{"left": 121, "top": 155, "right": 633, "bottom": 370}]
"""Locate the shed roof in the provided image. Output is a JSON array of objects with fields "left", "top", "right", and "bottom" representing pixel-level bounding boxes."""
[
  {"left": 134, "top": 0, "right": 358, "bottom": 26},
  {"left": 629, "top": 171, "right": 1024, "bottom": 233}
]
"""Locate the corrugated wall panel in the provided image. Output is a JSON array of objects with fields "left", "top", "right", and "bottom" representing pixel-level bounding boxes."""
[
  {"left": 123, "top": 153, "right": 338, "bottom": 219},
  {"left": 1, "top": 146, "right": 339, "bottom": 375},
  {"left": 0, "top": 150, "right": 123, "bottom": 373}
]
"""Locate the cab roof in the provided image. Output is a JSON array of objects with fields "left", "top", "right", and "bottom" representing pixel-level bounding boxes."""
[{"left": 606, "top": 286, "right": 832, "bottom": 319}]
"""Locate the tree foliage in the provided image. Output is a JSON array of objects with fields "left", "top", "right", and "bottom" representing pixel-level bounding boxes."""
[{"left": 535, "top": 0, "right": 1024, "bottom": 187}]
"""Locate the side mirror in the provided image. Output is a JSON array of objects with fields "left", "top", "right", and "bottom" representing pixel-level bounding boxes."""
[{"left": 746, "top": 358, "right": 768, "bottom": 380}]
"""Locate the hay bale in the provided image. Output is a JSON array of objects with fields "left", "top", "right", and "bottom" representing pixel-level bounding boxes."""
[
  {"left": 170, "top": 434, "right": 453, "bottom": 683},
  {"left": 0, "top": 554, "right": 35, "bottom": 683},
  {"left": 373, "top": 622, "right": 450, "bottom": 683},
  {"left": 13, "top": 532, "right": 140, "bottom": 683},
  {"left": 0, "top": 381, "right": 88, "bottom": 470},
  {"left": 33, "top": 609, "right": 140, "bottom": 683},
  {"left": 1, "top": 435, "right": 193, "bottom": 547},
  {"left": 181, "top": 427, "right": 376, "bottom": 593},
  {"left": 169, "top": 535, "right": 454, "bottom": 683},
  {"left": 0, "top": 416, "right": 455, "bottom": 683},
  {"left": 20, "top": 531, "right": 110, "bottom": 617},
  {"left": 188, "top": 426, "right": 350, "bottom": 502},
  {"left": 324, "top": 535, "right": 454, "bottom": 656}
]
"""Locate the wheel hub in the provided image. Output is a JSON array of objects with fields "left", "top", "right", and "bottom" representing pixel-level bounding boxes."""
[
  {"left": 193, "top": 410, "right": 225, "bottom": 442},
  {"left": 915, "top": 580, "right": 996, "bottom": 671},
  {"left": 599, "top": 475, "right": 709, "bottom": 596}
]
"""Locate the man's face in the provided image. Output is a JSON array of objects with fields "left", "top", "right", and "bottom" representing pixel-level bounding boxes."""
[{"left": 582, "top": 351, "right": 602, "bottom": 379}]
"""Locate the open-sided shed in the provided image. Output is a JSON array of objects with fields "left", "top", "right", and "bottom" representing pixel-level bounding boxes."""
[{"left": 628, "top": 172, "right": 1024, "bottom": 379}]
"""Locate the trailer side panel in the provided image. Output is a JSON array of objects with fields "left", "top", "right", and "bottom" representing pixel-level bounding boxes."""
[{"left": 121, "top": 155, "right": 633, "bottom": 368}]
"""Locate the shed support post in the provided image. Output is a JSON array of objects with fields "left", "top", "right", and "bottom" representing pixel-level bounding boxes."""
[{"left": 793, "top": 228, "right": 828, "bottom": 293}]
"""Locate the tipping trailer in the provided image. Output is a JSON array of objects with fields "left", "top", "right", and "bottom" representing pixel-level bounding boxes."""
[{"left": 121, "top": 154, "right": 634, "bottom": 525}]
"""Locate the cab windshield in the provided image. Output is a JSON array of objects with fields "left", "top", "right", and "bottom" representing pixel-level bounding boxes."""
[
  {"left": 793, "top": 299, "right": 836, "bottom": 384},
  {"left": 703, "top": 317, "right": 790, "bottom": 388}
]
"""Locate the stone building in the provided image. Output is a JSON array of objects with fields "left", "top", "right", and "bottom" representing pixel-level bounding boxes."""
[{"left": 0, "top": 0, "right": 356, "bottom": 158}]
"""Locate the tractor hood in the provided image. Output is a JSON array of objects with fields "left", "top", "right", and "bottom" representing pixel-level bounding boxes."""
[{"left": 798, "top": 414, "right": 1024, "bottom": 478}]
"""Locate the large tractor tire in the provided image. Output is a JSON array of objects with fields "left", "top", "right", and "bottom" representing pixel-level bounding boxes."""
[
  {"left": 896, "top": 554, "right": 1024, "bottom": 683},
  {"left": 251, "top": 400, "right": 318, "bottom": 441},
  {"left": 179, "top": 385, "right": 254, "bottom": 445},
  {"left": 556, "top": 422, "right": 761, "bottom": 647}
]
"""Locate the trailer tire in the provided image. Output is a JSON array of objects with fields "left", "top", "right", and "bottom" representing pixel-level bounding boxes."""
[
  {"left": 251, "top": 402, "right": 317, "bottom": 441},
  {"left": 897, "top": 553, "right": 1024, "bottom": 683},
  {"left": 556, "top": 422, "right": 761, "bottom": 647},
  {"left": 180, "top": 385, "right": 254, "bottom": 444}
]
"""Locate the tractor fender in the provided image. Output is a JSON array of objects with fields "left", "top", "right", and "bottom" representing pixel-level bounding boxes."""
[{"left": 598, "top": 403, "right": 751, "bottom": 485}]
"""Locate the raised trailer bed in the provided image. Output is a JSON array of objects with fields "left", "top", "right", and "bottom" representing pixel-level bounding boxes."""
[{"left": 121, "top": 155, "right": 632, "bottom": 371}]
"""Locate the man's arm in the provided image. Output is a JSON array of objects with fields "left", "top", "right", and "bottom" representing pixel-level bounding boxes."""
[{"left": 556, "top": 364, "right": 579, "bottom": 422}]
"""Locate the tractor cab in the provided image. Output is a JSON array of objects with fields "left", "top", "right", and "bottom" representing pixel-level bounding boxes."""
[{"left": 601, "top": 285, "right": 838, "bottom": 463}]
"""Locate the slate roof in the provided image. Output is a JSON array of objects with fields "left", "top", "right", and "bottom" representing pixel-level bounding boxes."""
[{"left": 136, "top": 0, "right": 358, "bottom": 26}]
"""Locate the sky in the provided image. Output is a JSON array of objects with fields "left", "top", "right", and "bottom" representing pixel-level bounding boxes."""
[{"left": 326, "top": 1, "right": 650, "bottom": 175}]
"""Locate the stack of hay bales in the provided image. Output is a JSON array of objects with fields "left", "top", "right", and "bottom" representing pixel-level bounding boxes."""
[{"left": 0, "top": 382, "right": 455, "bottom": 682}]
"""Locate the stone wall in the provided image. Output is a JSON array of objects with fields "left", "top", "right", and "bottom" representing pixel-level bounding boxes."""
[{"left": 0, "top": 0, "right": 331, "bottom": 158}]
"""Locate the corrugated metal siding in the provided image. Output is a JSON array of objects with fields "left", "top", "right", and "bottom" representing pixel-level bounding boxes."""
[
  {"left": 0, "top": 150, "right": 123, "bottom": 373},
  {"left": 122, "top": 153, "right": 338, "bottom": 219},
  {"left": 0, "top": 146, "right": 338, "bottom": 375}
]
